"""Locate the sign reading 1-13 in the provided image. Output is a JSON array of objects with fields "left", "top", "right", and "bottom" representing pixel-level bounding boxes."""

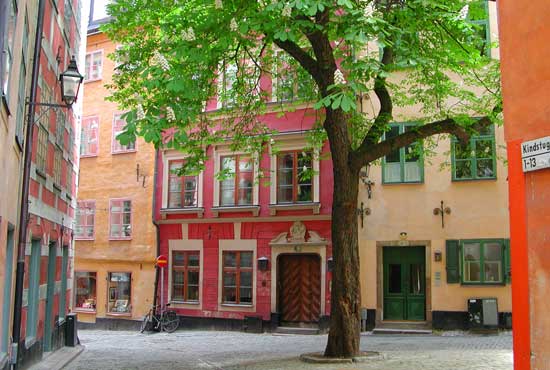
[{"left": 522, "top": 136, "right": 550, "bottom": 173}]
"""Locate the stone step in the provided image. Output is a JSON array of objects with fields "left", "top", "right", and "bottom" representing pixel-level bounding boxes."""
[
  {"left": 274, "top": 326, "right": 321, "bottom": 335},
  {"left": 372, "top": 328, "right": 432, "bottom": 335}
]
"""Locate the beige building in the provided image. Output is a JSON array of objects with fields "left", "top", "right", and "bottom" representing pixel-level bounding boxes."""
[
  {"left": 358, "top": 1, "right": 510, "bottom": 331},
  {"left": 74, "top": 8, "right": 157, "bottom": 326}
]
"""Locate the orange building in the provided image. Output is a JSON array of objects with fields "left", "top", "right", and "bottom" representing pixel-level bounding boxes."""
[
  {"left": 74, "top": 6, "right": 157, "bottom": 327},
  {"left": 498, "top": 1, "right": 550, "bottom": 369}
]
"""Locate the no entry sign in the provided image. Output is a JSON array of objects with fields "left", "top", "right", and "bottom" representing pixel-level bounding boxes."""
[{"left": 156, "top": 255, "right": 168, "bottom": 268}]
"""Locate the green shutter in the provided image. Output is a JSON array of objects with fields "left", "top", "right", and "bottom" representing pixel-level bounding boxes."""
[
  {"left": 446, "top": 240, "right": 460, "bottom": 283},
  {"left": 504, "top": 239, "right": 511, "bottom": 284}
]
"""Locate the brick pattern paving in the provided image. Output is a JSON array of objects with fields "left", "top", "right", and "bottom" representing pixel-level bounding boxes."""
[{"left": 66, "top": 330, "right": 512, "bottom": 370}]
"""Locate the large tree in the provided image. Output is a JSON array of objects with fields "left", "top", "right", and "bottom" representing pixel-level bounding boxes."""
[{"left": 105, "top": 0, "right": 501, "bottom": 358}]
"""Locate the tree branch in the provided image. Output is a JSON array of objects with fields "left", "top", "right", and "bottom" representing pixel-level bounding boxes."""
[
  {"left": 352, "top": 104, "right": 502, "bottom": 168},
  {"left": 273, "top": 39, "right": 323, "bottom": 85}
]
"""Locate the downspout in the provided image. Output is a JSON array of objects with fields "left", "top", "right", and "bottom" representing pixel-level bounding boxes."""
[
  {"left": 152, "top": 149, "right": 161, "bottom": 310},
  {"left": 12, "top": 0, "right": 46, "bottom": 367}
]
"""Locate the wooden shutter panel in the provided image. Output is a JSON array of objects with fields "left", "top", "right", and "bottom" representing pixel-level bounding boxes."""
[
  {"left": 446, "top": 240, "right": 460, "bottom": 283},
  {"left": 504, "top": 239, "right": 511, "bottom": 284}
]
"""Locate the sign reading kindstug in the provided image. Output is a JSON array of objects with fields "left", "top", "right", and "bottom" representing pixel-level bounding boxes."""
[{"left": 522, "top": 136, "right": 550, "bottom": 172}]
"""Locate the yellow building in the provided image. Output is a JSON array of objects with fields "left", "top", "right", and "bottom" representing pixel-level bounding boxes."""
[
  {"left": 74, "top": 10, "right": 157, "bottom": 326},
  {"left": 358, "top": 1, "right": 510, "bottom": 332}
]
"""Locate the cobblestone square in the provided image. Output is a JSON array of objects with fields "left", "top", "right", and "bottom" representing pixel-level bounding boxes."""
[{"left": 66, "top": 330, "right": 513, "bottom": 370}]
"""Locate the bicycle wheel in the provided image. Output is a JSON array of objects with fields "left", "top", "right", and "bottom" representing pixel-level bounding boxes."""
[
  {"left": 140, "top": 312, "right": 151, "bottom": 333},
  {"left": 161, "top": 311, "right": 179, "bottom": 333}
]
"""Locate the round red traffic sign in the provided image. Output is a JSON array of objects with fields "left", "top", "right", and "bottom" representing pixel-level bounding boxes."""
[{"left": 156, "top": 255, "right": 168, "bottom": 268}]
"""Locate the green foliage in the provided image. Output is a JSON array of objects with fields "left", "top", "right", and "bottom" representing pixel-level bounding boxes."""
[{"left": 103, "top": 0, "right": 501, "bottom": 170}]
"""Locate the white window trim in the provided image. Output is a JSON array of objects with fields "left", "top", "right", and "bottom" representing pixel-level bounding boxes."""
[
  {"left": 218, "top": 240, "right": 257, "bottom": 312},
  {"left": 84, "top": 49, "right": 104, "bottom": 82},
  {"left": 161, "top": 150, "right": 204, "bottom": 210},
  {"left": 212, "top": 145, "right": 260, "bottom": 208},
  {"left": 111, "top": 112, "right": 137, "bottom": 154},
  {"left": 269, "top": 134, "right": 320, "bottom": 206},
  {"left": 168, "top": 239, "right": 204, "bottom": 309}
]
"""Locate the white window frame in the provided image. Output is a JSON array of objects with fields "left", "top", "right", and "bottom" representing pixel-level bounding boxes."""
[
  {"left": 269, "top": 134, "right": 320, "bottom": 206},
  {"left": 212, "top": 145, "right": 260, "bottom": 208},
  {"left": 218, "top": 239, "right": 257, "bottom": 312},
  {"left": 161, "top": 150, "right": 204, "bottom": 211},
  {"left": 168, "top": 239, "right": 203, "bottom": 309},
  {"left": 111, "top": 112, "right": 136, "bottom": 154},
  {"left": 84, "top": 50, "right": 103, "bottom": 82}
]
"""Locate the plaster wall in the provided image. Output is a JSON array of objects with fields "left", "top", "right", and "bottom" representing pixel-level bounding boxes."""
[
  {"left": 498, "top": 0, "right": 550, "bottom": 367},
  {"left": 76, "top": 32, "right": 157, "bottom": 321}
]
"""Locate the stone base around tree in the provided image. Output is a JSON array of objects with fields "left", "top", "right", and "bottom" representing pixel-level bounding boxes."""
[{"left": 300, "top": 351, "right": 383, "bottom": 364}]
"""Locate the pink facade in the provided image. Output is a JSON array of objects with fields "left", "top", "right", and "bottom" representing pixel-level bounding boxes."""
[{"left": 155, "top": 105, "right": 335, "bottom": 329}]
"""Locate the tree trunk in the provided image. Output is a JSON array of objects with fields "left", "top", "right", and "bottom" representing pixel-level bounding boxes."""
[{"left": 323, "top": 109, "right": 362, "bottom": 358}]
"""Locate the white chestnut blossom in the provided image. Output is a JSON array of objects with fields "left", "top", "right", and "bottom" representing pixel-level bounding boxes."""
[
  {"left": 137, "top": 104, "right": 145, "bottom": 120},
  {"left": 182, "top": 27, "right": 196, "bottom": 42},
  {"left": 282, "top": 4, "right": 292, "bottom": 17},
  {"left": 458, "top": 5, "right": 469, "bottom": 20},
  {"left": 334, "top": 69, "right": 346, "bottom": 85},
  {"left": 166, "top": 106, "right": 176, "bottom": 122},
  {"left": 215, "top": 0, "right": 223, "bottom": 9},
  {"left": 152, "top": 50, "right": 170, "bottom": 71},
  {"left": 230, "top": 18, "right": 238, "bottom": 32}
]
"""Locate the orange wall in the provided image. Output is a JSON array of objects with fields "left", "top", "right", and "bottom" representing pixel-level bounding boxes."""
[
  {"left": 498, "top": 1, "right": 550, "bottom": 369},
  {"left": 76, "top": 32, "right": 157, "bottom": 321}
]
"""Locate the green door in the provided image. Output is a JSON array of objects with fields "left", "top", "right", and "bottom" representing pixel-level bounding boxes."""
[
  {"left": 44, "top": 243, "right": 57, "bottom": 352},
  {"left": 383, "top": 247, "right": 425, "bottom": 321}
]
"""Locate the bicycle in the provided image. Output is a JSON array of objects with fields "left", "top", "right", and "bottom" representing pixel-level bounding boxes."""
[{"left": 140, "top": 304, "right": 179, "bottom": 333}]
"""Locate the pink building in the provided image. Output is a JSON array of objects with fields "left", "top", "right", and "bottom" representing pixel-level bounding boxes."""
[{"left": 155, "top": 90, "right": 335, "bottom": 331}]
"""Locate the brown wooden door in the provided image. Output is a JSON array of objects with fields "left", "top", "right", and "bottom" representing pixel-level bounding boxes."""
[{"left": 278, "top": 254, "right": 321, "bottom": 323}]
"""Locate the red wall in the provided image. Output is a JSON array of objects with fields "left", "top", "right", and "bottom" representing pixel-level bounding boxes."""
[{"left": 498, "top": 1, "right": 550, "bottom": 369}]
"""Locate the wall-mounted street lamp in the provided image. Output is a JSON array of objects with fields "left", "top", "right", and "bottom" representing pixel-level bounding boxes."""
[
  {"left": 359, "top": 164, "right": 375, "bottom": 199},
  {"left": 28, "top": 56, "right": 83, "bottom": 112},
  {"left": 433, "top": 200, "right": 452, "bottom": 228},
  {"left": 327, "top": 257, "right": 334, "bottom": 272},
  {"left": 257, "top": 256, "right": 269, "bottom": 271}
]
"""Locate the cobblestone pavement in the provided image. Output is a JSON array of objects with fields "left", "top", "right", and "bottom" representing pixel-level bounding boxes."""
[{"left": 66, "top": 330, "right": 512, "bottom": 370}]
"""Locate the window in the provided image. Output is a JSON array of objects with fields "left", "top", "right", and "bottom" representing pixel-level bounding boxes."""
[
  {"left": 75, "top": 272, "right": 96, "bottom": 310},
  {"left": 84, "top": 50, "right": 103, "bottom": 81},
  {"left": 112, "top": 114, "right": 135, "bottom": 153},
  {"left": 75, "top": 201, "right": 95, "bottom": 239},
  {"left": 171, "top": 251, "right": 200, "bottom": 302},
  {"left": 382, "top": 123, "right": 423, "bottom": 184},
  {"left": 220, "top": 155, "right": 253, "bottom": 206},
  {"left": 53, "top": 148, "right": 62, "bottom": 184},
  {"left": 15, "top": 54, "right": 26, "bottom": 147},
  {"left": 56, "top": 110, "right": 65, "bottom": 147},
  {"left": 218, "top": 62, "right": 237, "bottom": 108},
  {"left": 466, "top": 1, "right": 490, "bottom": 56},
  {"left": 273, "top": 51, "right": 314, "bottom": 102},
  {"left": 66, "top": 165, "right": 73, "bottom": 194},
  {"left": 110, "top": 199, "right": 131, "bottom": 239},
  {"left": 222, "top": 251, "right": 253, "bottom": 305},
  {"left": 277, "top": 151, "right": 313, "bottom": 203},
  {"left": 36, "top": 126, "right": 48, "bottom": 173},
  {"left": 39, "top": 84, "right": 52, "bottom": 127},
  {"left": 462, "top": 240, "right": 504, "bottom": 284},
  {"left": 451, "top": 125, "right": 496, "bottom": 180},
  {"left": 107, "top": 272, "right": 131, "bottom": 314},
  {"left": 2, "top": 228, "right": 15, "bottom": 353},
  {"left": 1, "top": 0, "right": 16, "bottom": 98},
  {"left": 80, "top": 116, "right": 99, "bottom": 156},
  {"left": 168, "top": 160, "right": 198, "bottom": 208}
]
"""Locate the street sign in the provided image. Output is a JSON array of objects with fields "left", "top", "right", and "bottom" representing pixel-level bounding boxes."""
[
  {"left": 522, "top": 136, "right": 550, "bottom": 172},
  {"left": 156, "top": 254, "right": 168, "bottom": 268}
]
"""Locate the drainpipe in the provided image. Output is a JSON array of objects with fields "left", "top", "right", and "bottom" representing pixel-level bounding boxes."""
[
  {"left": 152, "top": 149, "right": 161, "bottom": 310},
  {"left": 11, "top": 0, "right": 46, "bottom": 367}
]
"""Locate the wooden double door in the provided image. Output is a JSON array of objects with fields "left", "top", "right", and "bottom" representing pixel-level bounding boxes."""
[
  {"left": 383, "top": 247, "right": 426, "bottom": 321},
  {"left": 278, "top": 254, "right": 321, "bottom": 323}
]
